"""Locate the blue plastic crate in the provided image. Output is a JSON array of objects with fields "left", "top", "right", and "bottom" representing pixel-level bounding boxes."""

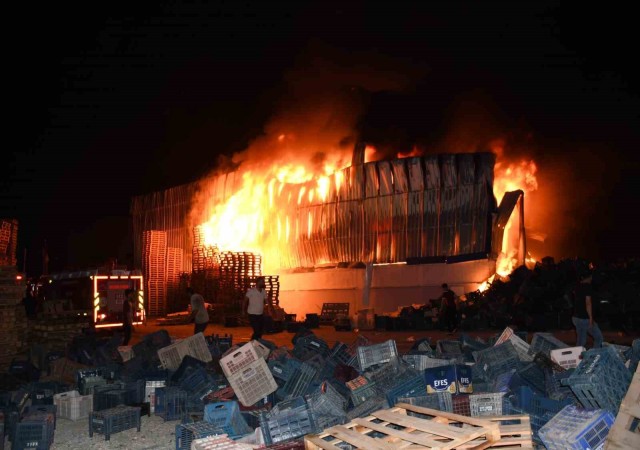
[
  {"left": 329, "top": 342, "right": 357, "bottom": 367},
  {"left": 307, "top": 382, "right": 347, "bottom": 431},
  {"left": 269, "top": 358, "right": 302, "bottom": 383},
  {"left": 544, "top": 368, "right": 578, "bottom": 402},
  {"left": 472, "top": 341, "right": 520, "bottom": 380},
  {"left": 170, "top": 356, "right": 207, "bottom": 385},
  {"left": 292, "top": 336, "right": 330, "bottom": 361},
  {"left": 178, "top": 367, "right": 216, "bottom": 402},
  {"left": 386, "top": 373, "right": 428, "bottom": 406},
  {"left": 260, "top": 398, "right": 315, "bottom": 444},
  {"left": 564, "top": 346, "right": 632, "bottom": 412},
  {"left": 203, "top": 401, "right": 251, "bottom": 439},
  {"left": 89, "top": 405, "right": 141, "bottom": 441},
  {"left": 13, "top": 412, "right": 55, "bottom": 450},
  {"left": 517, "top": 362, "right": 547, "bottom": 394},
  {"left": 346, "top": 397, "right": 388, "bottom": 420},
  {"left": 154, "top": 387, "right": 189, "bottom": 421},
  {"left": 538, "top": 405, "right": 615, "bottom": 450},
  {"left": 528, "top": 333, "right": 568, "bottom": 356},
  {"left": 277, "top": 362, "right": 318, "bottom": 401},
  {"left": 23, "top": 405, "right": 57, "bottom": 430},
  {"left": 460, "top": 334, "right": 489, "bottom": 352}
]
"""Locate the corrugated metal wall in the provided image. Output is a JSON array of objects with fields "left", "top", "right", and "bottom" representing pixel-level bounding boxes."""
[{"left": 130, "top": 152, "right": 497, "bottom": 272}]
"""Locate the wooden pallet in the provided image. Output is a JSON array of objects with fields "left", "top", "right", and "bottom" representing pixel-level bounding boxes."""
[
  {"left": 605, "top": 364, "right": 640, "bottom": 450},
  {"left": 456, "top": 415, "right": 533, "bottom": 449},
  {"left": 304, "top": 403, "right": 501, "bottom": 450}
]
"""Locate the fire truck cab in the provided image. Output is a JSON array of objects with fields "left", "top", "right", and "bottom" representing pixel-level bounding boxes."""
[{"left": 36, "top": 269, "right": 146, "bottom": 329}]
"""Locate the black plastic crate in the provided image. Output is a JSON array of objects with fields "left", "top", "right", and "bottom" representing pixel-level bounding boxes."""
[
  {"left": 23, "top": 405, "right": 57, "bottom": 430},
  {"left": 8, "top": 359, "right": 40, "bottom": 382},
  {"left": 93, "top": 382, "right": 125, "bottom": 411},
  {"left": 89, "top": 405, "right": 141, "bottom": 441},
  {"left": 154, "top": 387, "right": 188, "bottom": 421},
  {"left": 170, "top": 356, "right": 206, "bottom": 385},
  {"left": 13, "top": 412, "right": 55, "bottom": 450}
]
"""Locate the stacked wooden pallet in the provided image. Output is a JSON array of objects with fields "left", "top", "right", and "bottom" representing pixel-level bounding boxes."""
[
  {"left": 0, "top": 219, "right": 18, "bottom": 266},
  {"left": 605, "top": 365, "right": 640, "bottom": 450},
  {"left": 29, "top": 318, "right": 90, "bottom": 353},
  {"left": 143, "top": 230, "right": 167, "bottom": 317},
  {"left": 305, "top": 403, "right": 533, "bottom": 450},
  {"left": 166, "top": 247, "right": 184, "bottom": 313},
  {"left": 264, "top": 275, "right": 280, "bottom": 307},
  {"left": 0, "top": 265, "right": 28, "bottom": 370}
]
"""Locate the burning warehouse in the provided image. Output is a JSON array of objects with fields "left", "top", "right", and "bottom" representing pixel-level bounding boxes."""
[{"left": 131, "top": 143, "right": 529, "bottom": 319}]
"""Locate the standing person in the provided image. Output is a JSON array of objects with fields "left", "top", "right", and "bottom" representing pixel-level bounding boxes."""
[
  {"left": 188, "top": 287, "right": 209, "bottom": 335},
  {"left": 243, "top": 277, "right": 267, "bottom": 340},
  {"left": 440, "top": 283, "right": 458, "bottom": 334},
  {"left": 572, "top": 272, "right": 603, "bottom": 348},
  {"left": 122, "top": 288, "right": 135, "bottom": 345}
]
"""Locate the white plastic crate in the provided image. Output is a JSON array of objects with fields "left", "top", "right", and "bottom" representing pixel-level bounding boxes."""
[
  {"left": 251, "top": 340, "right": 270, "bottom": 360},
  {"left": 53, "top": 390, "right": 93, "bottom": 421},
  {"left": 220, "top": 342, "right": 261, "bottom": 379},
  {"left": 469, "top": 392, "right": 505, "bottom": 417},
  {"left": 157, "top": 332, "right": 212, "bottom": 370},
  {"left": 550, "top": 346, "right": 585, "bottom": 370},
  {"left": 227, "top": 358, "right": 277, "bottom": 407},
  {"left": 118, "top": 346, "right": 134, "bottom": 362}
]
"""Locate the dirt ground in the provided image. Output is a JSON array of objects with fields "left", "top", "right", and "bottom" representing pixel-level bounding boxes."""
[{"left": 12, "top": 321, "right": 639, "bottom": 449}]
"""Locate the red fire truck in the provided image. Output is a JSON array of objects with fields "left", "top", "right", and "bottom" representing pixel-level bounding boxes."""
[{"left": 35, "top": 269, "right": 146, "bottom": 328}]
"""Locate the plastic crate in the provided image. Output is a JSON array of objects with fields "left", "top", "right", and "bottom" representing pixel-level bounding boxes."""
[
  {"left": 268, "top": 359, "right": 301, "bottom": 385},
  {"left": 92, "top": 382, "right": 124, "bottom": 411},
  {"left": 528, "top": 333, "right": 569, "bottom": 356},
  {"left": 472, "top": 341, "right": 520, "bottom": 379},
  {"left": 345, "top": 397, "right": 388, "bottom": 420},
  {"left": 469, "top": 392, "right": 505, "bottom": 417},
  {"left": 155, "top": 387, "right": 189, "bottom": 421},
  {"left": 89, "top": 404, "right": 141, "bottom": 440},
  {"left": 456, "top": 364, "right": 473, "bottom": 394},
  {"left": 564, "top": 346, "right": 632, "bottom": 412},
  {"left": 306, "top": 382, "right": 347, "bottom": 431},
  {"left": 8, "top": 359, "right": 40, "bottom": 382},
  {"left": 544, "top": 368, "right": 577, "bottom": 402},
  {"left": 170, "top": 355, "right": 207, "bottom": 385},
  {"left": 292, "top": 335, "right": 330, "bottom": 361},
  {"left": 328, "top": 342, "right": 357, "bottom": 367},
  {"left": 517, "top": 361, "right": 547, "bottom": 394},
  {"left": 386, "top": 372, "right": 428, "bottom": 406},
  {"left": 494, "top": 327, "right": 533, "bottom": 362},
  {"left": 53, "top": 390, "right": 92, "bottom": 421},
  {"left": 460, "top": 334, "right": 489, "bottom": 352},
  {"left": 356, "top": 340, "right": 398, "bottom": 371},
  {"left": 13, "top": 413, "right": 54, "bottom": 450},
  {"left": 538, "top": 405, "right": 615, "bottom": 450},
  {"left": 203, "top": 401, "right": 251, "bottom": 439},
  {"left": 219, "top": 342, "right": 261, "bottom": 379},
  {"left": 397, "top": 392, "right": 453, "bottom": 412},
  {"left": 228, "top": 358, "right": 278, "bottom": 407},
  {"left": 550, "top": 346, "right": 585, "bottom": 370},
  {"left": 145, "top": 380, "right": 166, "bottom": 413},
  {"left": 260, "top": 399, "right": 315, "bottom": 444},
  {"left": 158, "top": 333, "right": 213, "bottom": 371},
  {"left": 175, "top": 421, "right": 225, "bottom": 450},
  {"left": 347, "top": 377, "right": 377, "bottom": 406},
  {"left": 78, "top": 376, "right": 107, "bottom": 395},
  {"left": 28, "top": 381, "right": 68, "bottom": 406},
  {"left": 436, "top": 340, "right": 463, "bottom": 357},
  {"left": 278, "top": 362, "right": 317, "bottom": 401},
  {"left": 452, "top": 394, "right": 470, "bottom": 416},
  {"left": 178, "top": 367, "right": 216, "bottom": 402}
]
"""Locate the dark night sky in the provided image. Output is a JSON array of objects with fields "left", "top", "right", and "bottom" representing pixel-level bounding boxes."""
[{"left": 4, "top": 1, "right": 639, "bottom": 276}]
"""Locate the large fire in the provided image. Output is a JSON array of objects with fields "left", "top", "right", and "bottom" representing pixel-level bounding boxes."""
[{"left": 196, "top": 139, "right": 538, "bottom": 276}]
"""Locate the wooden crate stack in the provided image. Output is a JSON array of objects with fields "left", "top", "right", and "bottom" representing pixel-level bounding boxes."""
[
  {"left": 0, "top": 265, "right": 28, "bottom": 370},
  {"left": 29, "top": 317, "right": 90, "bottom": 353},
  {"left": 166, "top": 247, "right": 184, "bottom": 313},
  {"left": 0, "top": 219, "right": 19, "bottom": 266},
  {"left": 143, "top": 230, "right": 167, "bottom": 317},
  {"left": 264, "top": 275, "right": 280, "bottom": 307}
]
